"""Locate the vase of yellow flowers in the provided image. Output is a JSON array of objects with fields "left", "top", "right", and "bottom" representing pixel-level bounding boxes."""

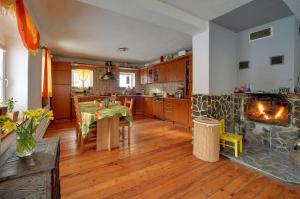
[{"left": 2, "top": 108, "right": 54, "bottom": 157}]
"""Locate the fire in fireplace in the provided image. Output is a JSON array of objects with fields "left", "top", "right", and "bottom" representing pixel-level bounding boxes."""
[{"left": 246, "top": 95, "right": 290, "bottom": 126}]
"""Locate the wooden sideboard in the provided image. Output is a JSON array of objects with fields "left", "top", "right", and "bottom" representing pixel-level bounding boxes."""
[{"left": 0, "top": 137, "right": 60, "bottom": 199}]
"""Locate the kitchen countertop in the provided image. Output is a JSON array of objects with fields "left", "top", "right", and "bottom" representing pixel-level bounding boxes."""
[{"left": 71, "top": 94, "right": 190, "bottom": 100}]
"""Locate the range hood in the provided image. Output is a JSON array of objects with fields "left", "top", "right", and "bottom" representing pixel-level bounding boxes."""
[{"left": 101, "top": 61, "right": 116, "bottom": 80}]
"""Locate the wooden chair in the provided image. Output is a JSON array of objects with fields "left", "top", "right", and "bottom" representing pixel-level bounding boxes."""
[
  {"left": 220, "top": 119, "right": 243, "bottom": 157},
  {"left": 120, "top": 98, "right": 133, "bottom": 145},
  {"left": 97, "top": 115, "right": 119, "bottom": 151},
  {"left": 74, "top": 96, "right": 96, "bottom": 151}
]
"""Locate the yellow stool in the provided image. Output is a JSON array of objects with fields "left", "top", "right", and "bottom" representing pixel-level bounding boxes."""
[{"left": 220, "top": 119, "right": 243, "bottom": 157}]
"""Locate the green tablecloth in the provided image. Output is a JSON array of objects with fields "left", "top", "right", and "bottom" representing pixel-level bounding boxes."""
[{"left": 80, "top": 101, "right": 131, "bottom": 138}]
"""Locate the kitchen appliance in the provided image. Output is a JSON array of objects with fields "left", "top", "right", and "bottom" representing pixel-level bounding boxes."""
[
  {"left": 101, "top": 61, "right": 116, "bottom": 80},
  {"left": 175, "top": 89, "right": 184, "bottom": 99}
]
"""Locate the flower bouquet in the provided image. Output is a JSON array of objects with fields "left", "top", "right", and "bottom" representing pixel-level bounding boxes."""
[
  {"left": 2, "top": 108, "right": 54, "bottom": 157},
  {"left": 1, "top": 97, "right": 17, "bottom": 113}
]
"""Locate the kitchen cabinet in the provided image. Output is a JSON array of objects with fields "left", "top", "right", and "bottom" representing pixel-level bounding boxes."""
[
  {"left": 153, "top": 100, "right": 164, "bottom": 119},
  {"left": 147, "top": 67, "right": 153, "bottom": 84},
  {"left": 53, "top": 85, "right": 71, "bottom": 119},
  {"left": 173, "top": 99, "right": 190, "bottom": 127},
  {"left": 149, "top": 54, "right": 191, "bottom": 84},
  {"left": 52, "top": 70, "right": 71, "bottom": 85},
  {"left": 140, "top": 67, "right": 153, "bottom": 84},
  {"left": 175, "top": 57, "right": 187, "bottom": 81},
  {"left": 153, "top": 64, "right": 165, "bottom": 83},
  {"left": 164, "top": 62, "right": 176, "bottom": 82},
  {"left": 134, "top": 96, "right": 143, "bottom": 113},
  {"left": 52, "top": 61, "right": 71, "bottom": 120},
  {"left": 163, "top": 98, "right": 191, "bottom": 128},
  {"left": 140, "top": 68, "right": 148, "bottom": 84},
  {"left": 143, "top": 97, "right": 153, "bottom": 116},
  {"left": 164, "top": 98, "right": 174, "bottom": 121}
]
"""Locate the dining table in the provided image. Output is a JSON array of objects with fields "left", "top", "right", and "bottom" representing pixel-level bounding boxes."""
[{"left": 79, "top": 101, "right": 132, "bottom": 151}]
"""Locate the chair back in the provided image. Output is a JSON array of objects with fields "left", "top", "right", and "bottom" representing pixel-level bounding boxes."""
[
  {"left": 74, "top": 96, "right": 82, "bottom": 127},
  {"left": 220, "top": 119, "right": 225, "bottom": 135},
  {"left": 124, "top": 98, "right": 133, "bottom": 115},
  {"left": 111, "top": 93, "right": 117, "bottom": 101}
]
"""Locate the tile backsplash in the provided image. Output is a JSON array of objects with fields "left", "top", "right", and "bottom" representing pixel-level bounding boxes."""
[
  {"left": 71, "top": 66, "right": 183, "bottom": 96},
  {"left": 144, "top": 82, "right": 184, "bottom": 95},
  {"left": 72, "top": 67, "right": 143, "bottom": 95},
  {"left": 92, "top": 68, "right": 119, "bottom": 94}
]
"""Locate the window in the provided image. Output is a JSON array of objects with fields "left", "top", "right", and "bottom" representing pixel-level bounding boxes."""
[
  {"left": 119, "top": 72, "right": 135, "bottom": 88},
  {"left": 71, "top": 69, "right": 93, "bottom": 88},
  {"left": 0, "top": 48, "right": 6, "bottom": 101}
]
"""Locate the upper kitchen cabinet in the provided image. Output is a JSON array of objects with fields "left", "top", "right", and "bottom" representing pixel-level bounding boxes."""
[
  {"left": 147, "top": 67, "right": 153, "bottom": 84},
  {"left": 153, "top": 64, "right": 165, "bottom": 83},
  {"left": 175, "top": 57, "right": 188, "bottom": 82},
  {"left": 147, "top": 54, "right": 192, "bottom": 84},
  {"left": 140, "top": 67, "right": 153, "bottom": 84},
  {"left": 140, "top": 68, "right": 148, "bottom": 85}
]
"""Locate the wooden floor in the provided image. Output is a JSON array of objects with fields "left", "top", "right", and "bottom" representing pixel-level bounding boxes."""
[{"left": 45, "top": 116, "right": 300, "bottom": 199}]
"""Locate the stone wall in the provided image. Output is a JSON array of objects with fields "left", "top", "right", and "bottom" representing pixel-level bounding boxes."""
[
  {"left": 192, "top": 94, "right": 300, "bottom": 154},
  {"left": 192, "top": 94, "right": 234, "bottom": 131}
]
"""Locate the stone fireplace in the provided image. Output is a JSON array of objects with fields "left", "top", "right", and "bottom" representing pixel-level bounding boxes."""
[
  {"left": 192, "top": 93, "right": 300, "bottom": 184},
  {"left": 233, "top": 93, "right": 299, "bottom": 153},
  {"left": 245, "top": 94, "right": 290, "bottom": 126}
]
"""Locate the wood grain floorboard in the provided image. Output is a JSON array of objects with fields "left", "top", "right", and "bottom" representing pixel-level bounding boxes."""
[{"left": 45, "top": 117, "right": 300, "bottom": 199}]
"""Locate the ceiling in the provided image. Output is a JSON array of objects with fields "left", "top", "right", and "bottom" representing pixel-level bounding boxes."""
[
  {"left": 212, "top": 0, "right": 293, "bottom": 32},
  {"left": 27, "top": 0, "right": 193, "bottom": 64},
  {"left": 25, "top": 0, "right": 298, "bottom": 64},
  {"left": 26, "top": 0, "right": 257, "bottom": 64}
]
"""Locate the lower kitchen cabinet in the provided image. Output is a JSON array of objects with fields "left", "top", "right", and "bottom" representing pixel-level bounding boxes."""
[
  {"left": 163, "top": 98, "right": 191, "bottom": 128},
  {"left": 173, "top": 99, "right": 190, "bottom": 127},
  {"left": 153, "top": 100, "right": 164, "bottom": 119},
  {"left": 164, "top": 98, "right": 174, "bottom": 121},
  {"left": 143, "top": 97, "right": 153, "bottom": 116}
]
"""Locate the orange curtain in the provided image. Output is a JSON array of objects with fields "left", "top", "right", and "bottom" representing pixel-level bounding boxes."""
[
  {"left": 41, "top": 48, "right": 52, "bottom": 98},
  {"left": 15, "top": 0, "right": 40, "bottom": 52}
]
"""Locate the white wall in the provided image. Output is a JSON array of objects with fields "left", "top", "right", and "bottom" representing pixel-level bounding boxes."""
[
  {"left": 192, "top": 22, "right": 210, "bottom": 94},
  {"left": 237, "top": 16, "right": 296, "bottom": 92},
  {"left": 192, "top": 22, "right": 238, "bottom": 95},
  {"left": 294, "top": 18, "right": 300, "bottom": 88},
  {"left": 0, "top": 16, "right": 48, "bottom": 155},
  {"left": 209, "top": 22, "right": 237, "bottom": 94},
  {"left": 5, "top": 36, "right": 29, "bottom": 112},
  {"left": 28, "top": 49, "right": 42, "bottom": 109}
]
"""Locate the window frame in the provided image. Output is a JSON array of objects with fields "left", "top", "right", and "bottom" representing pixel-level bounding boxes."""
[
  {"left": 119, "top": 72, "right": 136, "bottom": 88},
  {"left": 0, "top": 48, "right": 6, "bottom": 102},
  {"left": 71, "top": 69, "right": 94, "bottom": 89}
]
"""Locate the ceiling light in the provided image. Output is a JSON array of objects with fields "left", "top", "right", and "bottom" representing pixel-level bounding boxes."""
[{"left": 118, "top": 47, "right": 129, "bottom": 52}]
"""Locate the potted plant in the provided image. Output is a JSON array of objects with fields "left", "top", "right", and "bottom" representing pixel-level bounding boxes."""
[
  {"left": 2, "top": 108, "right": 54, "bottom": 157},
  {"left": 2, "top": 98, "right": 19, "bottom": 121}
]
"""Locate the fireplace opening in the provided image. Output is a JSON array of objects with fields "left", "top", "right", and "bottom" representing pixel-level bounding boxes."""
[{"left": 246, "top": 95, "right": 290, "bottom": 126}]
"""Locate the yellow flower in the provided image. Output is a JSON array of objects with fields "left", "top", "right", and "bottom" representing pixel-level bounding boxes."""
[
  {"left": 2, "top": 121, "right": 17, "bottom": 132},
  {"left": 46, "top": 111, "right": 54, "bottom": 120}
]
